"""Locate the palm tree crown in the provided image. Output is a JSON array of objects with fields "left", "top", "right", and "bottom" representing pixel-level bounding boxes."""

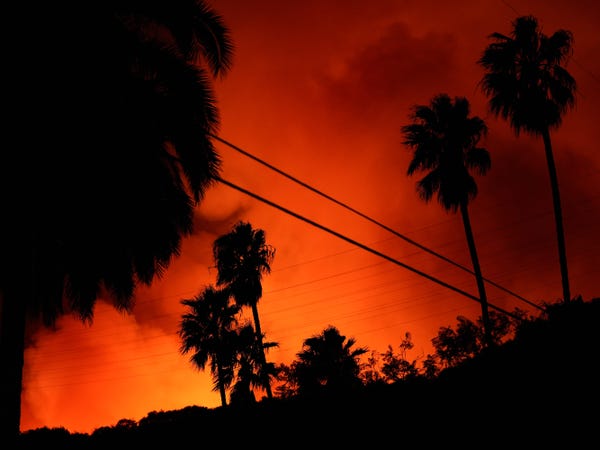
[
  {"left": 293, "top": 325, "right": 368, "bottom": 397},
  {"left": 402, "top": 94, "right": 491, "bottom": 211},
  {"left": 213, "top": 222, "right": 275, "bottom": 308},
  {"left": 478, "top": 15, "right": 576, "bottom": 135}
]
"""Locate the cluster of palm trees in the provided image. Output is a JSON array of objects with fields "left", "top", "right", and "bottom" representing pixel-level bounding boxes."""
[
  {"left": 179, "top": 221, "right": 277, "bottom": 407},
  {"left": 402, "top": 15, "right": 577, "bottom": 344},
  {"left": 179, "top": 304, "right": 521, "bottom": 403},
  {"left": 0, "top": 3, "right": 578, "bottom": 443}
]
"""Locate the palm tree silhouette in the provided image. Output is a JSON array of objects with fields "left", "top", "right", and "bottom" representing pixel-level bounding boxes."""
[
  {"left": 212, "top": 221, "right": 276, "bottom": 399},
  {"left": 293, "top": 325, "right": 367, "bottom": 397},
  {"left": 229, "top": 324, "right": 278, "bottom": 406},
  {"left": 0, "top": 1, "right": 233, "bottom": 441},
  {"left": 179, "top": 285, "right": 240, "bottom": 407},
  {"left": 478, "top": 15, "right": 576, "bottom": 304},
  {"left": 401, "top": 94, "right": 493, "bottom": 346}
]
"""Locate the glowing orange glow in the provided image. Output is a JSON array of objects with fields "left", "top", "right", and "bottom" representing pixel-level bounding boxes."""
[{"left": 21, "top": 0, "right": 600, "bottom": 433}]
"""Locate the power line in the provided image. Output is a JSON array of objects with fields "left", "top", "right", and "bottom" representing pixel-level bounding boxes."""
[
  {"left": 211, "top": 134, "right": 543, "bottom": 312},
  {"left": 216, "top": 175, "right": 523, "bottom": 321},
  {"left": 499, "top": 0, "right": 519, "bottom": 15}
]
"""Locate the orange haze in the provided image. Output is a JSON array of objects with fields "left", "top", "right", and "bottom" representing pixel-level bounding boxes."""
[{"left": 21, "top": 0, "right": 600, "bottom": 434}]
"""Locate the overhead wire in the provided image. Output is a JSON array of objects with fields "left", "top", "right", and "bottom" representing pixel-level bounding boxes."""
[
  {"left": 211, "top": 134, "right": 543, "bottom": 312},
  {"left": 216, "top": 175, "right": 523, "bottom": 321}
]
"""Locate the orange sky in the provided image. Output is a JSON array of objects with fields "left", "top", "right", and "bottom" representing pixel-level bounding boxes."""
[{"left": 21, "top": 0, "right": 600, "bottom": 434}]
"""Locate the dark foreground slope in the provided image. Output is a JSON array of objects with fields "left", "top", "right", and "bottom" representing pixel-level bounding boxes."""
[{"left": 17, "top": 297, "right": 600, "bottom": 448}]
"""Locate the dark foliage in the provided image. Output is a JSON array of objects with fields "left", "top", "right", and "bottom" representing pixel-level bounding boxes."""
[{"left": 16, "top": 297, "right": 599, "bottom": 448}]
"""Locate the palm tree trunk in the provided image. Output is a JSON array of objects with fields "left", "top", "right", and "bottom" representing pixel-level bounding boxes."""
[
  {"left": 459, "top": 202, "right": 492, "bottom": 347},
  {"left": 250, "top": 304, "right": 272, "bottom": 399},
  {"left": 542, "top": 128, "right": 571, "bottom": 304},
  {"left": 216, "top": 361, "right": 228, "bottom": 407}
]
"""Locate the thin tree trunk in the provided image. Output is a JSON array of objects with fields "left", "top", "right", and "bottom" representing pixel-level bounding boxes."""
[
  {"left": 251, "top": 304, "right": 272, "bottom": 399},
  {"left": 216, "top": 361, "right": 228, "bottom": 407},
  {"left": 542, "top": 128, "right": 571, "bottom": 304},
  {"left": 1, "top": 199, "right": 34, "bottom": 444},
  {"left": 0, "top": 289, "right": 27, "bottom": 445},
  {"left": 460, "top": 202, "right": 492, "bottom": 347}
]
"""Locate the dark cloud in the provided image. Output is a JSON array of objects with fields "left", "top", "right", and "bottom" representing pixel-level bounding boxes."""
[
  {"left": 192, "top": 202, "right": 250, "bottom": 240},
  {"left": 317, "top": 22, "right": 460, "bottom": 126}
]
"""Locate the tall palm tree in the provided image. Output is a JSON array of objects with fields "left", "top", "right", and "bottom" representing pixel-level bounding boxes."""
[
  {"left": 478, "top": 15, "right": 576, "bottom": 304},
  {"left": 212, "top": 221, "right": 276, "bottom": 398},
  {"left": 179, "top": 285, "right": 240, "bottom": 407},
  {"left": 1, "top": 0, "right": 233, "bottom": 441},
  {"left": 292, "top": 325, "right": 367, "bottom": 397},
  {"left": 401, "top": 94, "right": 493, "bottom": 346}
]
